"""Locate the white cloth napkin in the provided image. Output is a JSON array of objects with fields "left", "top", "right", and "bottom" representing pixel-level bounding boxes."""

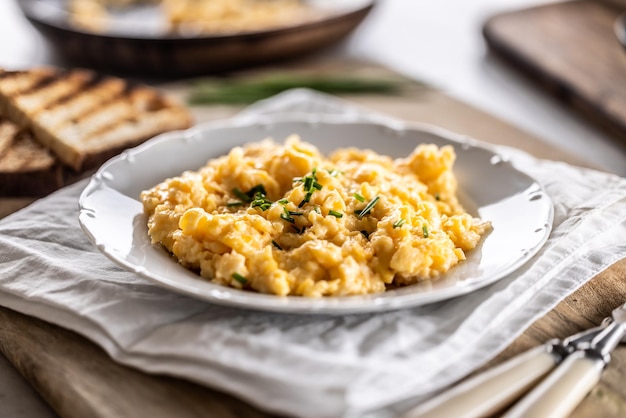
[{"left": 1, "top": 89, "right": 625, "bottom": 418}]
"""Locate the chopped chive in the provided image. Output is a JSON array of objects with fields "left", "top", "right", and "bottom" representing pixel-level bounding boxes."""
[
  {"left": 314, "top": 206, "right": 321, "bottom": 214},
  {"left": 250, "top": 192, "right": 273, "bottom": 211},
  {"left": 254, "top": 203, "right": 272, "bottom": 211},
  {"left": 288, "top": 210, "right": 304, "bottom": 216},
  {"left": 303, "top": 176, "right": 313, "bottom": 191},
  {"left": 251, "top": 201, "right": 271, "bottom": 210},
  {"left": 356, "top": 196, "right": 380, "bottom": 219},
  {"left": 293, "top": 177, "right": 303, "bottom": 183},
  {"left": 248, "top": 184, "right": 267, "bottom": 197},
  {"left": 232, "top": 188, "right": 251, "bottom": 202},
  {"left": 298, "top": 168, "right": 322, "bottom": 207},
  {"left": 280, "top": 213, "right": 295, "bottom": 223},
  {"left": 272, "top": 240, "right": 283, "bottom": 250},
  {"left": 278, "top": 198, "right": 289, "bottom": 205},
  {"left": 227, "top": 201, "right": 244, "bottom": 207},
  {"left": 393, "top": 218, "right": 406, "bottom": 228},
  {"left": 422, "top": 225, "right": 429, "bottom": 238},
  {"left": 353, "top": 193, "right": 365, "bottom": 202},
  {"left": 299, "top": 192, "right": 313, "bottom": 207},
  {"left": 292, "top": 225, "right": 305, "bottom": 234},
  {"left": 233, "top": 184, "right": 268, "bottom": 203},
  {"left": 232, "top": 273, "right": 248, "bottom": 284},
  {"left": 327, "top": 169, "right": 342, "bottom": 177},
  {"left": 280, "top": 207, "right": 295, "bottom": 223},
  {"left": 328, "top": 210, "right": 343, "bottom": 218}
]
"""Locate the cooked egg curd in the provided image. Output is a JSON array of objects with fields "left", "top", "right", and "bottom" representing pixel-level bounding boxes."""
[{"left": 141, "top": 136, "right": 490, "bottom": 297}]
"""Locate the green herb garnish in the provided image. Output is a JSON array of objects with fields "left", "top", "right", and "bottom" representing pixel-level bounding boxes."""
[
  {"left": 232, "top": 184, "right": 268, "bottom": 204},
  {"left": 251, "top": 193, "right": 273, "bottom": 211},
  {"left": 298, "top": 193, "right": 312, "bottom": 208},
  {"left": 188, "top": 73, "right": 409, "bottom": 105},
  {"left": 272, "top": 240, "right": 283, "bottom": 250},
  {"left": 353, "top": 193, "right": 365, "bottom": 202},
  {"left": 247, "top": 184, "right": 267, "bottom": 196},
  {"left": 356, "top": 196, "right": 380, "bottom": 219},
  {"left": 232, "top": 273, "right": 248, "bottom": 284},
  {"left": 298, "top": 168, "right": 322, "bottom": 207},
  {"left": 313, "top": 206, "right": 321, "bottom": 214},
  {"left": 422, "top": 225, "right": 429, "bottom": 238},
  {"left": 393, "top": 218, "right": 406, "bottom": 228},
  {"left": 280, "top": 207, "right": 295, "bottom": 223},
  {"left": 227, "top": 201, "right": 244, "bottom": 207},
  {"left": 303, "top": 176, "right": 314, "bottom": 191},
  {"left": 278, "top": 198, "right": 289, "bottom": 205},
  {"left": 232, "top": 187, "right": 251, "bottom": 203},
  {"left": 280, "top": 213, "right": 295, "bottom": 223},
  {"left": 329, "top": 210, "right": 343, "bottom": 218}
]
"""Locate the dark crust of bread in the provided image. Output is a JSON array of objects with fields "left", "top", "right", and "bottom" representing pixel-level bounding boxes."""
[
  {"left": 0, "top": 166, "right": 64, "bottom": 197},
  {"left": 0, "top": 165, "right": 93, "bottom": 198},
  {"left": 0, "top": 118, "right": 61, "bottom": 197},
  {"left": 0, "top": 67, "right": 193, "bottom": 172}
]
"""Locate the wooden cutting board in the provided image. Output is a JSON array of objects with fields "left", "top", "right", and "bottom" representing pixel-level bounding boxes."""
[
  {"left": 0, "top": 62, "right": 625, "bottom": 418},
  {"left": 483, "top": 0, "right": 626, "bottom": 143}
]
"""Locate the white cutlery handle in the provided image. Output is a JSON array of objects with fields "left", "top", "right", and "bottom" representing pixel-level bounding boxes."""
[
  {"left": 502, "top": 350, "right": 604, "bottom": 418},
  {"left": 402, "top": 345, "right": 560, "bottom": 418}
]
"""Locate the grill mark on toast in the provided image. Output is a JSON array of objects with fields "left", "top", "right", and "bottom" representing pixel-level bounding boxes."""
[
  {"left": 68, "top": 79, "right": 135, "bottom": 123},
  {"left": 14, "top": 70, "right": 96, "bottom": 116},
  {"left": 0, "top": 67, "right": 193, "bottom": 172},
  {"left": 13, "top": 73, "right": 59, "bottom": 97},
  {"left": 42, "top": 71, "right": 106, "bottom": 110},
  {"left": 0, "top": 118, "right": 19, "bottom": 158},
  {"left": 81, "top": 107, "right": 189, "bottom": 151},
  {"left": 48, "top": 85, "right": 164, "bottom": 142},
  {"left": 35, "top": 77, "right": 127, "bottom": 131},
  {"left": 0, "top": 130, "right": 55, "bottom": 173},
  {"left": 52, "top": 97, "right": 140, "bottom": 144},
  {"left": 0, "top": 68, "right": 59, "bottom": 98}
]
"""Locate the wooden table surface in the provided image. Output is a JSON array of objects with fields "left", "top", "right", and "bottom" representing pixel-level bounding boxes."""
[
  {"left": 0, "top": 68, "right": 625, "bottom": 417},
  {"left": 484, "top": 0, "right": 626, "bottom": 146}
]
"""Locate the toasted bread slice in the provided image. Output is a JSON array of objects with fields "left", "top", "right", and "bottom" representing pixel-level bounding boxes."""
[
  {"left": 0, "top": 117, "right": 65, "bottom": 197},
  {"left": 0, "top": 67, "right": 193, "bottom": 171}
]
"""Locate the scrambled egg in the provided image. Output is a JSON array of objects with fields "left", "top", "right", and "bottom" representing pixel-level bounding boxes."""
[
  {"left": 141, "top": 136, "right": 490, "bottom": 297},
  {"left": 69, "top": 0, "right": 309, "bottom": 34},
  {"left": 163, "top": 0, "right": 309, "bottom": 34}
]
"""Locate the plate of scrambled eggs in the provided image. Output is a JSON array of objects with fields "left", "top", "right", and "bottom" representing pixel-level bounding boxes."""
[{"left": 79, "top": 115, "right": 553, "bottom": 314}]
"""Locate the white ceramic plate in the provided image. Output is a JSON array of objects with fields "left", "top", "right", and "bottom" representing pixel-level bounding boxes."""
[{"left": 79, "top": 116, "right": 553, "bottom": 314}]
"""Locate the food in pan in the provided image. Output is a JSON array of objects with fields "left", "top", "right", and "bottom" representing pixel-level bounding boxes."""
[{"left": 68, "top": 0, "right": 312, "bottom": 34}]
